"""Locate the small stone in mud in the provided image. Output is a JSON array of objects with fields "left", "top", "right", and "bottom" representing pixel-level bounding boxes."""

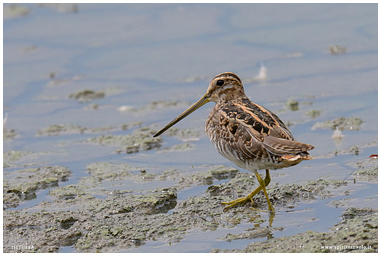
[
  {"left": 286, "top": 99, "right": 299, "bottom": 111},
  {"left": 329, "top": 45, "right": 347, "bottom": 55},
  {"left": 305, "top": 110, "right": 321, "bottom": 118},
  {"left": 3, "top": 4, "right": 29, "bottom": 19},
  {"left": 69, "top": 90, "right": 105, "bottom": 103},
  {"left": 3, "top": 128, "right": 18, "bottom": 141},
  {"left": 349, "top": 145, "right": 360, "bottom": 155}
]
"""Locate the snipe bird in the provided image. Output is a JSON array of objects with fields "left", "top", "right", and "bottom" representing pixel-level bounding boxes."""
[{"left": 154, "top": 72, "right": 314, "bottom": 212}]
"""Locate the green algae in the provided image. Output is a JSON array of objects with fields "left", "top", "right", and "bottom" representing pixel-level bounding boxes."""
[
  {"left": 85, "top": 127, "right": 162, "bottom": 154},
  {"left": 212, "top": 175, "right": 349, "bottom": 210},
  {"left": 36, "top": 122, "right": 141, "bottom": 136},
  {"left": 47, "top": 162, "right": 158, "bottom": 201},
  {"left": 85, "top": 162, "right": 135, "bottom": 181},
  {"left": 69, "top": 90, "right": 105, "bottom": 103},
  {"left": 352, "top": 166, "right": 378, "bottom": 183},
  {"left": 3, "top": 150, "right": 32, "bottom": 168},
  {"left": 37, "top": 124, "right": 87, "bottom": 136},
  {"left": 3, "top": 166, "right": 72, "bottom": 209},
  {"left": 347, "top": 156, "right": 378, "bottom": 183},
  {"left": 312, "top": 117, "right": 363, "bottom": 131},
  {"left": 49, "top": 185, "right": 87, "bottom": 199},
  {"left": 47, "top": 74, "right": 85, "bottom": 86},
  {"left": 212, "top": 207, "right": 377, "bottom": 253},
  {"left": 286, "top": 98, "right": 299, "bottom": 111},
  {"left": 158, "top": 143, "right": 195, "bottom": 152},
  {"left": 161, "top": 127, "right": 202, "bottom": 141},
  {"left": 3, "top": 162, "right": 377, "bottom": 253},
  {"left": 305, "top": 109, "right": 321, "bottom": 118},
  {"left": 3, "top": 4, "right": 29, "bottom": 19},
  {"left": 220, "top": 226, "right": 284, "bottom": 242},
  {"left": 3, "top": 128, "right": 18, "bottom": 141}
]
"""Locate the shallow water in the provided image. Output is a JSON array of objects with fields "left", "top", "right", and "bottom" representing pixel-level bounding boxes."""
[{"left": 3, "top": 3, "right": 377, "bottom": 253}]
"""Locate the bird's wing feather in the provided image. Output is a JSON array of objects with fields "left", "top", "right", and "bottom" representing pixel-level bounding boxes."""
[{"left": 211, "top": 100, "right": 313, "bottom": 160}]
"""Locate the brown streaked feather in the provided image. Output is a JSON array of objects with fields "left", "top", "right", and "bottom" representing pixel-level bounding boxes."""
[
  {"left": 234, "top": 98, "right": 294, "bottom": 140},
  {"left": 263, "top": 136, "right": 314, "bottom": 156},
  {"left": 207, "top": 112, "right": 269, "bottom": 163},
  {"left": 206, "top": 97, "right": 313, "bottom": 169},
  {"left": 218, "top": 98, "right": 295, "bottom": 141}
]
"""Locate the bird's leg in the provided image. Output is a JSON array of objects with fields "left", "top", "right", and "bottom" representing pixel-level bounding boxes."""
[
  {"left": 222, "top": 169, "right": 271, "bottom": 211},
  {"left": 254, "top": 170, "right": 275, "bottom": 212}
]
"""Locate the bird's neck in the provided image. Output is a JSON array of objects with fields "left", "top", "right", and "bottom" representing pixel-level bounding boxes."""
[{"left": 216, "top": 90, "right": 248, "bottom": 104}]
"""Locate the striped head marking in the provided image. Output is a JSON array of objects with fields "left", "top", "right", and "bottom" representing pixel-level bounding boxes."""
[{"left": 206, "top": 72, "right": 245, "bottom": 103}]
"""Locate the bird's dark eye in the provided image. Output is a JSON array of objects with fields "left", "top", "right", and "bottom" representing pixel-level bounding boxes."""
[{"left": 216, "top": 80, "right": 224, "bottom": 86}]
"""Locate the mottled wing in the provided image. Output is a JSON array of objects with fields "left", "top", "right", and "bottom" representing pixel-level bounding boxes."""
[
  {"left": 239, "top": 98, "right": 294, "bottom": 140},
  {"left": 206, "top": 109, "right": 270, "bottom": 162},
  {"left": 207, "top": 99, "right": 314, "bottom": 163}
]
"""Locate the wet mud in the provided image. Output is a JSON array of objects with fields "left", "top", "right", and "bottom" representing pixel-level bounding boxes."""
[{"left": 3, "top": 148, "right": 377, "bottom": 252}]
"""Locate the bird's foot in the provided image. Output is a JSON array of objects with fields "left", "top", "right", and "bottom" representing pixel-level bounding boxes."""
[
  {"left": 222, "top": 196, "right": 262, "bottom": 211},
  {"left": 267, "top": 204, "right": 275, "bottom": 213},
  {"left": 222, "top": 196, "right": 275, "bottom": 213}
]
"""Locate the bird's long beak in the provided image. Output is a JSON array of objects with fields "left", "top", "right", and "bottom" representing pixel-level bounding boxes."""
[{"left": 153, "top": 94, "right": 210, "bottom": 137}]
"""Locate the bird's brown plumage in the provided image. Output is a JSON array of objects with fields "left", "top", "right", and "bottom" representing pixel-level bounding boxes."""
[{"left": 154, "top": 72, "right": 314, "bottom": 212}]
